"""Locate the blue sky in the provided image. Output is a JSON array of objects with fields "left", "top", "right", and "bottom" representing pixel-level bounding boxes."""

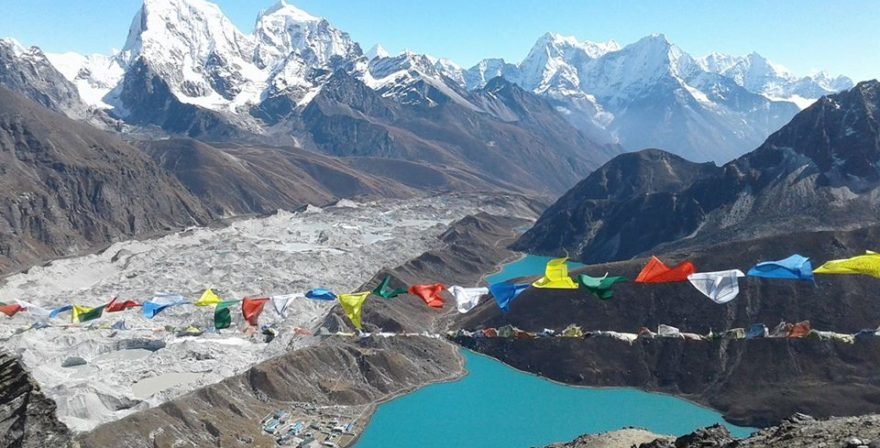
[{"left": 1, "top": 0, "right": 877, "bottom": 81}]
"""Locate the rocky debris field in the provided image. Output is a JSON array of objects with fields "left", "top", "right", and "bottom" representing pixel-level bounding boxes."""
[
  {"left": 77, "top": 211, "right": 531, "bottom": 447},
  {"left": 0, "top": 193, "right": 537, "bottom": 432}
]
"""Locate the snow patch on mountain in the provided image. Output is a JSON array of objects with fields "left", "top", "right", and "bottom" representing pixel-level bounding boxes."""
[{"left": 47, "top": 52, "right": 126, "bottom": 109}]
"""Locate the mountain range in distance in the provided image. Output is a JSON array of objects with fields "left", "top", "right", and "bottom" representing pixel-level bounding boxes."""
[
  {"left": 515, "top": 80, "right": 880, "bottom": 265},
  {"left": 0, "top": 0, "right": 856, "bottom": 165}
]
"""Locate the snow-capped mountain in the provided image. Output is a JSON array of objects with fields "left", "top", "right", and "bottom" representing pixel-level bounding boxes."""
[
  {"left": 450, "top": 33, "right": 849, "bottom": 161},
  {"left": 514, "top": 32, "right": 621, "bottom": 95},
  {"left": 121, "top": 0, "right": 260, "bottom": 110},
  {"left": 363, "top": 51, "right": 478, "bottom": 110},
  {"left": 515, "top": 80, "right": 880, "bottom": 263},
  {"left": 698, "top": 52, "right": 853, "bottom": 108},
  {"left": 2, "top": 0, "right": 854, "bottom": 162},
  {"left": 45, "top": 0, "right": 361, "bottom": 132}
]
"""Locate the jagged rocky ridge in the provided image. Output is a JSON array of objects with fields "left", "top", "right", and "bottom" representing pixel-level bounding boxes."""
[
  {"left": 77, "top": 212, "right": 530, "bottom": 447},
  {"left": 515, "top": 80, "right": 880, "bottom": 263},
  {"left": 0, "top": 350, "right": 72, "bottom": 448}
]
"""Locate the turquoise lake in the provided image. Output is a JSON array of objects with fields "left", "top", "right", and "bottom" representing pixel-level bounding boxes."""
[
  {"left": 486, "top": 255, "right": 584, "bottom": 284},
  {"left": 356, "top": 254, "right": 754, "bottom": 447},
  {"left": 355, "top": 350, "right": 754, "bottom": 447}
]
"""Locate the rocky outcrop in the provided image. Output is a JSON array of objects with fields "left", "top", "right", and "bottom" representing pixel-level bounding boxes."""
[
  {"left": 462, "top": 223, "right": 880, "bottom": 427},
  {"left": 546, "top": 428, "right": 672, "bottom": 448},
  {"left": 734, "top": 413, "right": 880, "bottom": 448},
  {"left": 0, "top": 86, "right": 212, "bottom": 274},
  {"left": 515, "top": 80, "right": 880, "bottom": 263},
  {"left": 550, "top": 414, "right": 880, "bottom": 448},
  {"left": 0, "top": 350, "right": 72, "bottom": 448},
  {"left": 0, "top": 39, "right": 87, "bottom": 119}
]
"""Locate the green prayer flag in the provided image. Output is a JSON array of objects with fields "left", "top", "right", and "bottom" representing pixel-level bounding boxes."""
[
  {"left": 78, "top": 305, "right": 106, "bottom": 323},
  {"left": 577, "top": 274, "right": 628, "bottom": 300},
  {"left": 214, "top": 300, "right": 239, "bottom": 330},
  {"left": 372, "top": 276, "right": 407, "bottom": 299}
]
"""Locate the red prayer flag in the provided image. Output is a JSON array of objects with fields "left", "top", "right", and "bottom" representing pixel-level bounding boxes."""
[
  {"left": 0, "top": 304, "right": 23, "bottom": 317},
  {"left": 242, "top": 297, "right": 270, "bottom": 326},
  {"left": 408, "top": 284, "right": 446, "bottom": 309},
  {"left": 105, "top": 297, "right": 141, "bottom": 313},
  {"left": 635, "top": 256, "right": 696, "bottom": 283}
]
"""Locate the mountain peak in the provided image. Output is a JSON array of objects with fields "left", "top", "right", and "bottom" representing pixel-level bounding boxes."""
[
  {"left": 125, "top": 0, "right": 250, "bottom": 59},
  {"left": 365, "top": 44, "right": 389, "bottom": 61},
  {"left": 633, "top": 33, "right": 673, "bottom": 49},
  {"left": 258, "top": 0, "right": 319, "bottom": 23},
  {"left": 0, "top": 37, "right": 24, "bottom": 56},
  {"left": 743, "top": 51, "right": 788, "bottom": 75},
  {"left": 532, "top": 32, "right": 620, "bottom": 58},
  {"left": 254, "top": 0, "right": 359, "bottom": 72}
]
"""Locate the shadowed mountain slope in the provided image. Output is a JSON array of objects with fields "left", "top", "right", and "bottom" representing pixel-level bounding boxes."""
[{"left": 0, "top": 87, "right": 211, "bottom": 274}]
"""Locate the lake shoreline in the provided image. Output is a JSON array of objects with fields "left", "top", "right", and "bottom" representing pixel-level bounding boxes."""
[
  {"left": 354, "top": 343, "right": 753, "bottom": 447},
  {"left": 459, "top": 346, "right": 757, "bottom": 437},
  {"left": 344, "top": 341, "right": 469, "bottom": 447}
]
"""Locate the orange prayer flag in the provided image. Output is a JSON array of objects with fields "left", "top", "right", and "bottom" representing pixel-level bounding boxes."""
[
  {"left": 408, "top": 284, "right": 446, "bottom": 309},
  {"left": 242, "top": 297, "right": 270, "bottom": 326},
  {"left": 635, "top": 256, "right": 696, "bottom": 283}
]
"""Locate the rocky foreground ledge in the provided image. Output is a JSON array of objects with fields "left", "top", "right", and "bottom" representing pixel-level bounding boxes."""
[
  {"left": 547, "top": 414, "right": 880, "bottom": 448},
  {"left": 0, "top": 350, "right": 72, "bottom": 447}
]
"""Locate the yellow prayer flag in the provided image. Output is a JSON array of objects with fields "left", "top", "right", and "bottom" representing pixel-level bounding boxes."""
[
  {"left": 814, "top": 251, "right": 880, "bottom": 279},
  {"left": 532, "top": 257, "right": 578, "bottom": 289},
  {"left": 338, "top": 292, "right": 370, "bottom": 330},
  {"left": 71, "top": 305, "right": 93, "bottom": 323},
  {"left": 195, "top": 288, "right": 222, "bottom": 307}
]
